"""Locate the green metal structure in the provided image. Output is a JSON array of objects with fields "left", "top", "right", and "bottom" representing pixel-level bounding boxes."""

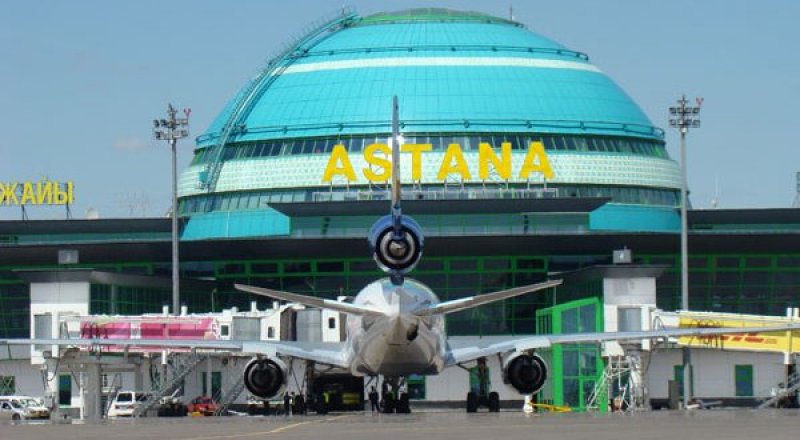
[{"left": 536, "top": 297, "right": 605, "bottom": 412}]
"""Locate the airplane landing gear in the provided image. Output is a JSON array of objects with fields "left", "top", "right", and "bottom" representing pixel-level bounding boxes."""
[
  {"left": 465, "top": 357, "right": 500, "bottom": 413},
  {"left": 380, "top": 376, "right": 411, "bottom": 413}
]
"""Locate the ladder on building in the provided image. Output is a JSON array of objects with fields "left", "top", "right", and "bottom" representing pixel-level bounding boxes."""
[
  {"left": 587, "top": 351, "right": 646, "bottom": 412},
  {"left": 757, "top": 370, "right": 800, "bottom": 409},
  {"left": 134, "top": 352, "right": 205, "bottom": 417}
]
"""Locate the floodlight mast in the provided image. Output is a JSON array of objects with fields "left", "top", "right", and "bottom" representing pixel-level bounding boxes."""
[
  {"left": 669, "top": 94, "right": 702, "bottom": 409},
  {"left": 153, "top": 104, "right": 190, "bottom": 315},
  {"left": 793, "top": 172, "right": 800, "bottom": 208}
]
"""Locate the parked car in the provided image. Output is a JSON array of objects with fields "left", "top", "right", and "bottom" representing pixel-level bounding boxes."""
[
  {"left": 0, "top": 396, "right": 50, "bottom": 419},
  {"left": 0, "top": 400, "right": 27, "bottom": 421},
  {"left": 186, "top": 396, "right": 218, "bottom": 416},
  {"left": 107, "top": 391, "right": 148, "bottom": 418}
]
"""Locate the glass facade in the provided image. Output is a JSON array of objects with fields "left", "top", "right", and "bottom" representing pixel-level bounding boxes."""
[
  {"left": 653, "top": 254, "right": 800, "bottom": 316},
  {"left": 179, "top": 131, "right": 678, "bottom": 216},
  {"left": 0, "top": 282, "right": 29, "bottom": 338},
  {"left": 536, "top": 297, "right": 605, "bottom": 411},
  {"left": 2, "top": 249, "right": 800, "bottom": 339},
  {"left": 190, "top": 133, "right": 668, "bottom": 166}
]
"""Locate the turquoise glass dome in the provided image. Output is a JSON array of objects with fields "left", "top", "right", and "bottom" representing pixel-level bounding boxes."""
[
  {"left": 179, "top": 9, "right": 681, "bottom": 239},
  {"left": 196, "top": 8, "right": 660, "bottom": 147}
]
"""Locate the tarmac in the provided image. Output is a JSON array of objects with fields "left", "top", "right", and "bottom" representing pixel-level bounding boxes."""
[{"left": 2, "top": 409, "right": 800, "bottom": 440}]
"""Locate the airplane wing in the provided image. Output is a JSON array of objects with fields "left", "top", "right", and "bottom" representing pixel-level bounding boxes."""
[
  {"left": 0, "top": 338, "right": 350, "bottom": 369},
  {"left": 445, "top": 324, "right": 800, "bottom": 367},
  {"left": 235, "top": 283, "right": 386, "bottom": 317},
  {"left": 413, "top": 280, "right": 562, "bottom": 316}
]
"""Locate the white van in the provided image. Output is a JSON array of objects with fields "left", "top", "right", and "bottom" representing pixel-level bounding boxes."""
[
  {"left": 107, "top": 391, "right": 148, "bottom": 418},
  {"left": 0, "top": 396, "right": 49, "bottom": 420}
]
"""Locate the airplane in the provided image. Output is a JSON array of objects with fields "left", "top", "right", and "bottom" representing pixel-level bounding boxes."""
[{"left": 3, "top": 97, "right": 800, "bottom": 413}]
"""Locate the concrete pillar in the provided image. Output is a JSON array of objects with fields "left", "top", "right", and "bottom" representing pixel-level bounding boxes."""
[
  {"left": 110, "top": 285, "right": 118, "bottom": 315},
  {"left": 134, "top": 358, "right": 144, "bottom": 392},
  {"left": 206, "top": 355, "right": 213, "bottom": 397},
  {"left": 142, "top": 356, "right": 153, "bottom": 391},
  {"left": 84, "top": 363, "right": 102, "bottom": 421},
  {"left": 43, "top": 358, "right": 61, "bottom": 419}
]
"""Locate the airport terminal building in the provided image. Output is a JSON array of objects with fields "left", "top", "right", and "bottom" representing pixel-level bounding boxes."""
[{"left": 1, "top": 9, "right": 799, "bottom": 413}]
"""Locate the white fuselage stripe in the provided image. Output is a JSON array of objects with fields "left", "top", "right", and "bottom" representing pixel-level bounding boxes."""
[{"left": 281, "top": 57, "right": 602, "bottom": 75}]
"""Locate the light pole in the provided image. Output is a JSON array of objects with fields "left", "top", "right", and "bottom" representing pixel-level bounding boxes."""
[
  {"left": 669, "top": 95, "right": 701, "bottom": 408},
  {"left": 153, "top": 104, "right": 190, "bottom": 314}
]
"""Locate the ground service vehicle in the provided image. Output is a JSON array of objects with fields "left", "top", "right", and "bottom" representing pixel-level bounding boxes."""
[{"left": 187, "top": 396, "right": 218, "bottom": 416}]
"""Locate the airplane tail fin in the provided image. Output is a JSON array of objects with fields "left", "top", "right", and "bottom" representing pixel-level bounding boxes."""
[
  {"left": 368, "top": 96, "right": 424, "bottom": 285},
  {"left": 413, "top": 280, "right": 562, "bottom": 316},
  {"left": 235, "top": 284, "right": 387, "bottom": 317},
  {"left": 390, "top": 95, "right": 401, "bottom": 217}
]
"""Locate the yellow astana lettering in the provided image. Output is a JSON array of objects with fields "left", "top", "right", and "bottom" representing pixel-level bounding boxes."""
[
  {"left": 400, "top": 144, "right": 432, "bottom": 181},
  {"left": 437, "top": 144, "right": 471, "bottom": 181},
  {"left": 321, "top": 144, "right": 356, "bottom": 182},
  {"left": 363, "top": 143, "right": 391, "bottom": 182},
  {"left": 478, "top": 142, "right": 512, "bottom": 180},
  {"left": 518, "top": 141, "right": 553, "bottom": 180}
]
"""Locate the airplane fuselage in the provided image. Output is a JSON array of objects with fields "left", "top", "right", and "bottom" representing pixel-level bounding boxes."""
[{"left": 345, "top": 278, "right": 448, "bottom": 377}]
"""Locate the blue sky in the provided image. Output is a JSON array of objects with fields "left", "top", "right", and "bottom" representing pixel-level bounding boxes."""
[{"left": 1, "top": 0, "right": 798, "bottom": 219}]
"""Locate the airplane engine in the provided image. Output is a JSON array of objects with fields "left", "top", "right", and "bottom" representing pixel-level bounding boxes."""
[
  {"left": 243, "top": 357, "right": 287, "bottom": 399},
  {"left": 502, "top": 352, "right": 548, "bottom": 395},
  {"left": 368, "top": 214, "right": 424, "bottom": 274}
]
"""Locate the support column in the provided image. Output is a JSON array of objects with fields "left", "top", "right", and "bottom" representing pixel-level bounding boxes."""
[
  {"left": 43, "top": 358, "right": 62, "bottom": 420},
  {"left": 110, "top": 285, "right": 118, "bottom": 315},
  {"left": 206, "top": 355, "right": 213, "bottom": 397},
  {"left": 134, "top": 357, "right": 144, "bottom": 393},
  {"left": 84, "top": 362, "right": 102, "bottom": 421}
]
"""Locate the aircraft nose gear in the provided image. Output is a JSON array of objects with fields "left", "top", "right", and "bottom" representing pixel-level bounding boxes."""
[{"left": 380, "top": 376, "right": 411, "bottom": 413}]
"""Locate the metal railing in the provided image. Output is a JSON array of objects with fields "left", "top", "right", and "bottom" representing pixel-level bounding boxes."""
[
  {"left": 312, "top": 187, "right": 560, "bottom": 202},
  {"left": 587, "top": 352, "right": 646, "bottom": 412},
  {"left": 757, "top": 370, "right": 800, "bottom": 409},
  {"left": 134, "top": 352, "right": 205, "bottom": 417},
  {"left": 213, "top": 359, "right": 250, "bottom": 416}
]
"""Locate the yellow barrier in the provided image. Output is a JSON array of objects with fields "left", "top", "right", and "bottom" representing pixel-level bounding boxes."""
[{"left": 529, "top": 403, "right": 572, "bottom": 413}]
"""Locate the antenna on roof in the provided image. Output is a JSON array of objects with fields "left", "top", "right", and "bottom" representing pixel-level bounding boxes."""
[
  {"left": 711, "top": 175, "right": 720, "bottom": 209},
  {"left": 509, "top": 4, "right": 514, "bottom": 21}
]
